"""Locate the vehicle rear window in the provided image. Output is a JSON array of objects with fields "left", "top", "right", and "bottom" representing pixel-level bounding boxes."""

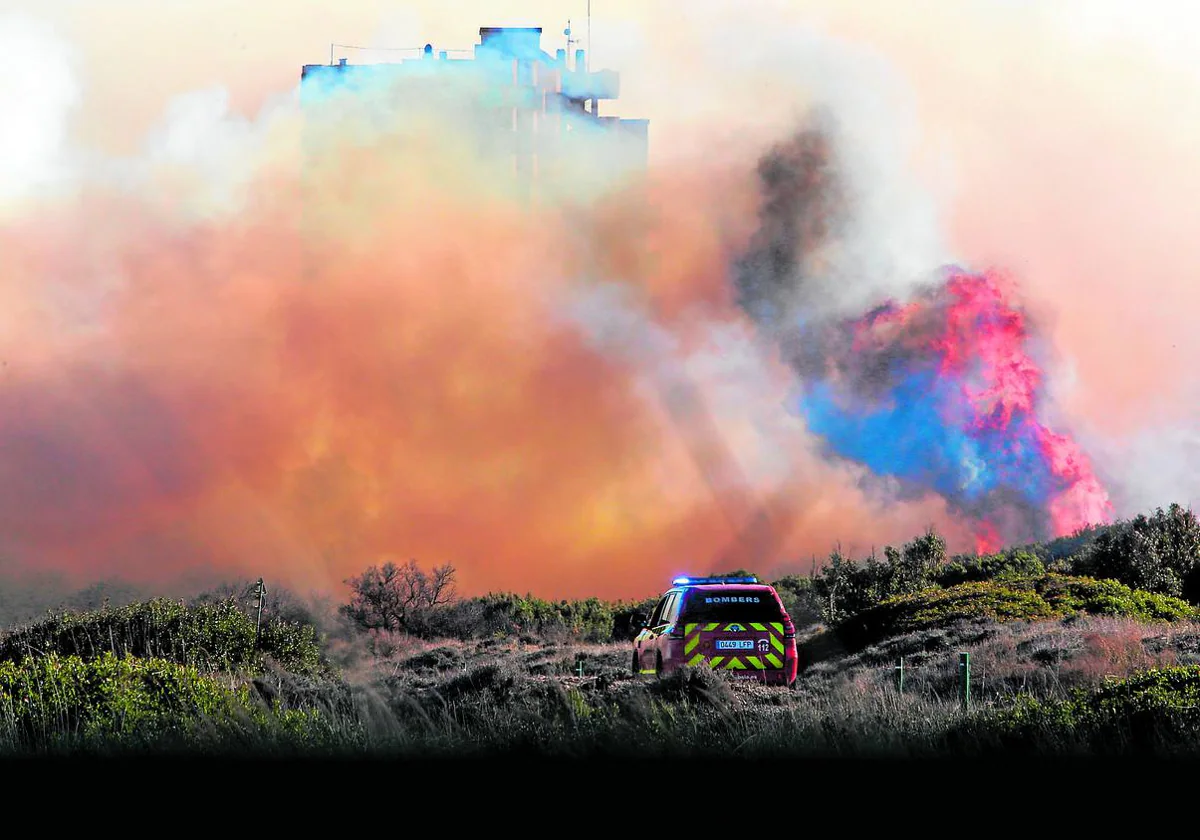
[{"left": 680, "top": 590, "right": 784, "bottom": 622}]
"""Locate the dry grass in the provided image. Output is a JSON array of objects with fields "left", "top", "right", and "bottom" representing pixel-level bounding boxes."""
[{"left": 7, "top": 609, "right": 1200, "bottom": 757}]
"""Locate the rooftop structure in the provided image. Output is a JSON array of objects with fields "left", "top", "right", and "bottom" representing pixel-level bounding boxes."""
[{"left": 299, "top": 26, "right": 649, "bottom": 194}]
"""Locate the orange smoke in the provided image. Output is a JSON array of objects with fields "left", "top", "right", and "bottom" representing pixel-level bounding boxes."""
[{"left": 0, "top": 62, "right": 963, "bottom": 600}]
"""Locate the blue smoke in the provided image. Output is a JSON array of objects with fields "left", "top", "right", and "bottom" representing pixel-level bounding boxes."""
[{"left": 799, "top": 364, "right": 1060, "bottom": 510}]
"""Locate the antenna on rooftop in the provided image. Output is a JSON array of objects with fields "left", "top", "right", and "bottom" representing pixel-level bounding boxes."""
[
  {"left": 564, "top": 19, "right": 576, "bottom": 55},
  {"left": 587, "top": 0, "right": 591, "bottom": 71}
]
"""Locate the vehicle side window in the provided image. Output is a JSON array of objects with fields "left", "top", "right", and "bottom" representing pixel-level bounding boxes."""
[
  {"left": 664, "top": 592, "right": 683, "bottom": 624},
  {"left": 647, "top": 596, "right": 669, "bottom": 628},
  {"left": 653, "top": 593, "right": 679, "bottom": 628}
]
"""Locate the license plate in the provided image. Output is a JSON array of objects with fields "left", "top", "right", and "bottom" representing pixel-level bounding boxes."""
[{"left": 716, "top": 639, "right": 754, "bottom": 650}]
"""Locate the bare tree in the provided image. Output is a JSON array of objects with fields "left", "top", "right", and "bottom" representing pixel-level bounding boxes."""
[{"left": 340, "top": 559, "right": 457, "bottom": 634}]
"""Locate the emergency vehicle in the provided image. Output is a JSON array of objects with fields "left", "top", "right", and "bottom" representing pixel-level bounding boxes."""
[{"left": 631, "top": 575, "right": 798, "bottom": 686}]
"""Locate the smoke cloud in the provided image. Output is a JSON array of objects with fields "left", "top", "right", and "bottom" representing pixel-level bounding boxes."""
[{"left": 0, "top": 2, "right": 1194, "bottom": 601}]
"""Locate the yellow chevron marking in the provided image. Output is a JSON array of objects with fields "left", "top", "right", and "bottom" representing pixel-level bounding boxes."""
[
  {"left": 723, "top": 623, "right": 745, "bottom": 632},
  {"left": 770, "top": 623, "right": 784, "bottom": 635},
  {"left": 709, "top": 656, "right": 724, "bottom": 668},
  {"left": 727, "top": 658, "right": 746, "bottom": 670},
  {"left": 749, "top": 622, "right": 767, "bottom": 631},
  {"left": 685, "top": 623, "right": 698, "bottom": 635},
  {"left": 687, "top": 654, "right": 706, "bottom": 667},
  {"left": 745, "top": 656, "right": 764, "bottom": 670},
  {"left": 704, "top": 623, "right": 720, "bottom": 632},
  {"left": 684, "top": 635, "right": 699, "bottom": 655},
  {"left": 765, "top": 653, "right": 783, "bottom": 668},
  {"left": 771, "top": 635, "right": 785, "bottom": 655}
]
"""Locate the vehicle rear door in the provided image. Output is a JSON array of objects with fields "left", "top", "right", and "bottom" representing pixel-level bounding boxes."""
[{"left": 679, "top": 590, "right": 789, "bottom": 677}]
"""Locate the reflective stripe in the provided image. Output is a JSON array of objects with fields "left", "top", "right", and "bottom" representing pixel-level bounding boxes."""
[
  {"left": 639, "top": 669, "right": 657, "bottom": 675},
  {"left": 678, "top": 619, "right": 791, "bottom": 675}
]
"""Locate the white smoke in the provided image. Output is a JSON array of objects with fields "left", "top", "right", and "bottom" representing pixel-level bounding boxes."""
[
  {"left": 559, "top": 281, "right": 806, "bottom": 495},
  {"left": 636, "top": 1, "right": 955, "bottom": 320},
  {"left": 0, "top": 13, "right": 78, "bottom": 213}
]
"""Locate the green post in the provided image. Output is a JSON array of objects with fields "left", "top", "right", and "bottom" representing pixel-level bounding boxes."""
[
  {"left": 894, "top": 656, "right": 904, "bottom": 693},
  {"left": 575, "top": 660, "right": 585, "bottom": 678},
  {"left": 958, "top": 651, "right": 971, "bottom": 710},
  {"left": 254, "top": 578, "right": 266, "bottom": 650}
]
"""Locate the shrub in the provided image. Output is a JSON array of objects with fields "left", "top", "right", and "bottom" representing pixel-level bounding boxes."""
[
  {"left": 989, "top": 666, "right": 1200, "bottom": 753},
  {"left": 812, "top": 530, "right": 949, "bottom": 624},
  {"left": 770, "top": 575, "right": 822, "bottom": 627},
  {"left": 424, "top": 593, "right": 623, "bottom": 642},
  {"left": 0, "top": 598, "right": 325, "bottom": 676},
  {"left": 0, "top": 652, "right": 240, "bottom": 751},
  {"left": 842, "top": 581, "right": 1060, "bottom": 649},
  {"left": 0, "top": 652, "right": 351, "bottom": 755},
  {"left": 832, "top": 574, "right": 1196, "bottom": 653},
  {"left": 341, "top": 560, "right": 457, "bottom": 635},
  {"left": 936, "top": 550, "right": 1046, "bottom": 587},
  {"left": 1071, "top": 504, "right": 1200, "bottom": 601},
  {"left": 1035, "top": 574, "right": 1196, "bottom": 623}
]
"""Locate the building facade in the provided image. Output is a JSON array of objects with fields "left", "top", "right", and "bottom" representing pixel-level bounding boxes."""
[{"left": 299, "top": 26, "right": 649, "bottom": 196}]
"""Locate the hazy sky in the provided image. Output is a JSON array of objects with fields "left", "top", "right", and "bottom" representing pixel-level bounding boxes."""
[
  {"left": 13, "top": 0, "right": 1196, "bottom": 426},
  {"left": 1, "top": 0, "right": 1197, "bottom": 598}
]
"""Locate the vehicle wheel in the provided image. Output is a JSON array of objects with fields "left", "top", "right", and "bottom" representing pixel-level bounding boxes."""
[
  {"left": 631, "top": 651, "right": 640, "bottom": 675},
  {"left": 654, "top": 652, "right": 664, "bottom": 679}
]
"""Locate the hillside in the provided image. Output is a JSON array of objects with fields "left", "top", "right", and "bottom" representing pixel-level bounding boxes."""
[{"left": 2, "top": 503, "right": 1199, "bottom": 758}]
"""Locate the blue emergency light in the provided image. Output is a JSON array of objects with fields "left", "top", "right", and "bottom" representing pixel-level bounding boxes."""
[{"left": 672, "top": 575, "right": 759, "bottom": 586}]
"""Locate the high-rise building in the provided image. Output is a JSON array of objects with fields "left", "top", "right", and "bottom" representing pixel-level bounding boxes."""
[{"left": 299, "top": 26, "right": 649, "bottom": 196}]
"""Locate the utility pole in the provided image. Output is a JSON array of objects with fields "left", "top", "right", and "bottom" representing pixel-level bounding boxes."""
[{"left": 254, "top": 578, "right": 266, "bottom": 649}]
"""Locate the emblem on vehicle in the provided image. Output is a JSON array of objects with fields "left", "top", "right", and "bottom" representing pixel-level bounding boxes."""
[
  {"left": 757, "top": 638, "right": 770, "bottom": 652},
  {"left": 727, "top": 624, "right": 744, "bottom": 632}
]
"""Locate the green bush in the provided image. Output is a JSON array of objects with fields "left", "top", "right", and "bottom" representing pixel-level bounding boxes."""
[
  {"left": 835, "top": 575, "right": 1195, "bottom": 651},
  {"left": 0, "top": 652, "right": 239, "bottom": 750},
  {"left": 426, "top": 593, "right": 627, "bottom": 642},
  {"left": 0, "top": 598, "right": 325, "bottom": 676},
  {"left": 1071, "top": 504, "right": 1200, "bottom": 601},
  {"left": 811, "top": 530, "right": 949, "bottom": 624},
  {"left": 842, "top": 581, "right": 1060, "bottom": 648},
  {"left": 936, "top": 550, "right": 1046, "bottom": 587},
  {"left": 770, "top": 575, "right": 822, "bottom": 627},
  {"left": 1035, "top": 574, "right": 1196, "bottom": 623},
  {"left": 0, "top": 652, "right": 351, "bottom": 755},
  {"left": 989, "top": 666, "right": 1200, "bottom": 753}
]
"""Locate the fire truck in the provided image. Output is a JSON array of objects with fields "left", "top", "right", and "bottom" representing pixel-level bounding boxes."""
[{"left": 631, "top": 575, "right": 798, "bottom": 686}]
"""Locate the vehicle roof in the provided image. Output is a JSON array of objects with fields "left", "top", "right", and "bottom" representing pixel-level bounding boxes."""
[{"left": 671, "top": 583, "right": 777, "bottom": 594}]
